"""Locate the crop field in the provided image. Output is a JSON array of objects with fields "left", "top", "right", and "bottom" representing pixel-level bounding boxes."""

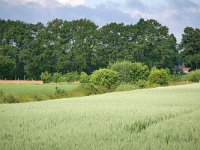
[
  {"left": 0, "top": 84, "right": 78, "bottom": 95},
  {"left": 0, "top": 83, "right": 200, "bottom": 150}
]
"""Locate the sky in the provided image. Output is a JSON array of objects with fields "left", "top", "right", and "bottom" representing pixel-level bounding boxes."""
[{"left": 0, "top": 0, "right": 200, "bottom": 42}]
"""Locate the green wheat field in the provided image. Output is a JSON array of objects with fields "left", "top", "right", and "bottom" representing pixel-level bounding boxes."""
[{"left": 0, "top": 83, "right": 200, "bottom": 150}]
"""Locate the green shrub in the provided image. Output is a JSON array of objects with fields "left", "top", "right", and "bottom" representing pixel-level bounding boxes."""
[
  {"left": 135, "top": 80, "right": 149, "bottom": 89},
  {"left": 59, "top": 72, "right": 80, "bottom": 82},
  {"left": 170, "top": 72, "right": 182, "bottom": 81},
  {"left": 148, "top": 68, "right": 170, "bottom": 85},
  {"left": 78, "top": 83, "right": 109, "bottom": 96},
  {"left": 187, "top": 69, "right": 200, "bottom": 82},
  {"left": 40, "top": 71, "right": 52, "bottom": 83},
  {"left": 109, "top": 61, "right": 149, "bottom": 83},
  {"left": 79, "top": 72, "right": 90, "bottom": 83},
  {"left": 51, "top": 72, "right": 62, "bottom": 83},
  {"left": 90, "top": 69, "right": 120, "bottom": 91},
  {"left": 78, "top": 83, "right": 99, "bottom": 96},
  {"left": 58, "top": 76, "right": 67, "bottom": 82}
]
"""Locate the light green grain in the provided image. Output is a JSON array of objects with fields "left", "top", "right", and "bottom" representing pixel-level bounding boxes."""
[{"left": 0, "top": 83, "right": 200, "bottom": 150}]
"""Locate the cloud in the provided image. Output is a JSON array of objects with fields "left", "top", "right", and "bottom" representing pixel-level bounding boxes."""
[
  {"left": 126, "top": 0, "right": 200, "bottom": 42},
  {"left": 1, "top": 0, "right": 86, "bottom": 7},
  {"left": 0, "top": 0, "right": 199, "bottom": 42},
  {"left": 0, "top": 0, "right": 137, "bottom": 25},
  {"left": 56, "top": 0, "right": 85, "bottom": 6}
]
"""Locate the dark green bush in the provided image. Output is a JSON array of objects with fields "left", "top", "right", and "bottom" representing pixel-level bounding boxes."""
[
  {"left": 79, "top": 72, "right": 90, "bottom": 83},
  {"left": 187, "top": 69, "right": 200, "bottom": 82},
  {"left": 90, "top": 69, "right": 120, "bottom": 91},
  {"left": 40, "top": 71, "right": 52, "bottom": 83},
  {"left": 148, "top": 68, "right": 170, "bottom": 85},
  {"left": 109, "top": 61, "right": 149, "bottom": 83}
]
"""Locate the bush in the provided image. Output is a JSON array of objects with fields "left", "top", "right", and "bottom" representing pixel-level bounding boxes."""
[
  {"left": 78, "top": 83, "right": 99, "bottom": 96},
  {"left": 170, "top": 72, "right": 182, "bottom": 81},
  {"left": 90, "top": 69, "right": 120, "bottom": 91},
  {"left": 79, "top": 72, "right": 90, "bottom": 83},
  {"left": 40, "top": 71, "right": 52, "bottom": 83},
  {"left": 135, "top": 80, "right": 149, "bottom": 89},
  {"left": 109, "top": 61, "right": 149, "bottom": 83},
  {"left": 187, "top": 69, "right": 200, "bottom": 82},
  {"left": 51, "top": 72, "right": 62, "bottom": 83},
  {"left": 148, "top": 68, "right": 170, "bottom": 85},
  {"left": 59, "top": 72, "right": 80, "bottom": 82},
  {"left": 78, "top": 83, "right": 109, "bottom": 96}
]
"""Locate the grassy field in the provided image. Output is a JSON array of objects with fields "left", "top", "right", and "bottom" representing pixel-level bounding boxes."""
[
  {"left": 0, "top": 84, "right": 78, "bottom": 95},
  {"left": 0, "top": 83, "right": 200, "bottom": 150},
  {"left": 0, "top": 84, "right": 80, "bottom": 103}
]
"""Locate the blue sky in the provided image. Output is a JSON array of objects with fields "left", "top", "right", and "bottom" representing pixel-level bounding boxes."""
[{"left": 0, "top": 0, "right": 200, "bottom": 42}]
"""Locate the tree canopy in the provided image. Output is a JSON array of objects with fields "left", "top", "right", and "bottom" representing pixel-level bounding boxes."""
[
  {"left": 0, "top": 18, "right": 184, "bottom": 79},
  {"left": 180, "top": 27, "right": 200, "bottom": 70}
]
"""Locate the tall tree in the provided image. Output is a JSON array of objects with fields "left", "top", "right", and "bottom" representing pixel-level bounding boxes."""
[
  {"left": 181, "top": 27, "right": 200, "bottom": 70},
  {"left": 133, "top": 19, "right": 178, "bottom": 69},
  {"left": 61, "top": 19, "right": 100, "bottom": 73}
]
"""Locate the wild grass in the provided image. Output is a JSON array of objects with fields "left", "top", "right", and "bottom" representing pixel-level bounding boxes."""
[
  {"left": 0, "top": 84, "right": 79, "bottom": 103},
  {"left": 0, "top": 84, "right": 78, "bottom": 95},
  {"left": 0, "top": 83, "right": 200, "bottom": 149}
]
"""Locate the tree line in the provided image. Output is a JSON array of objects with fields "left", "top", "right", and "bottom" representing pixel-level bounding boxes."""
[{"left": 0, "top": 18, "right": 199, "bottom": 80}]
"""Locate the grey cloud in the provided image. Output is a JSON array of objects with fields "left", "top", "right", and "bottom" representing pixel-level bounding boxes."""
[
  {"left": 125, "top": 0, "right": 200, "bottom": 42},
  {"left": 0, "top": 0, "right": 199, "bottom": 42},
  {"left": 168, "top": 0, "right": 200, "bottom": 26},
  {"left": 0, "top": 0, "right": 137, "bottom": 26}
]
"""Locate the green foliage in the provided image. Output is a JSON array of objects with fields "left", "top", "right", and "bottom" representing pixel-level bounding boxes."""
[
  {"left": 58, "top": 72, "right": 80, "bottom": 82},
  {"left": 90, "top": 69, "right": 120, "bottom": 91},
  {"left": 187, "top": 69, "right": 200, "bottom": 82},
  {"left": 181, "top": 27, "right": 200, "bottom": 70},
  {"left": 135, "top": 80, "right": 149, "bottom": 89},
  {"left": 148, "top": 68, "right": 170, "bottom": 85},
  {"left": 0, "top": 19, "right": 178, "bottom": 80},
  {"left": 51, "top": 73, "right": 62, "bottom": 83},
  {"left": 170, "top": 72, "right": 182, "bottom": 81},
  {"left": 40, "top": 71, "right": 52, "bottom": 83},
  {"left": 109, "top": 61, "right": 149, "bottom": 83},
  {"left": 0, "top": 55, "right": 16, "bottom": 79},
  {"left": 79, "top": 72, "right": 90, "bottom": 83},
  {"left": 78, "top": 83, "right": 99, "bottom": 96}
]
